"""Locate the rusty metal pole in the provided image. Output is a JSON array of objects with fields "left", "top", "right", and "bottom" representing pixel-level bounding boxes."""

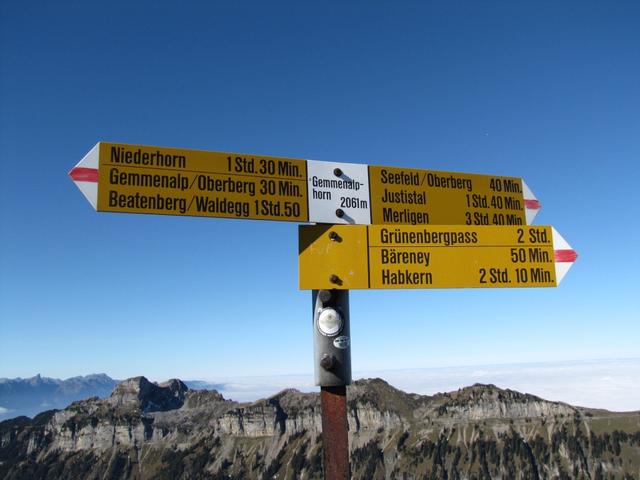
[
  {"left": 312, "top": 289, "right": 351, "bottom": 480},
  {"left": 321, "top": 385, "right": 349, "bottom": 480}
]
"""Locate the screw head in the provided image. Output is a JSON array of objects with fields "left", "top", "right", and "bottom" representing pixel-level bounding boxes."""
[
  {"left": 318, "top": 290, "right": 332, "bottom": 302},
  {"left": 329, "top": 231, "right": 339, "bottom": 241},
  {"left": 320, "top": 354, "right": 335, "bottom": 370},
  {"left": 335, "top": 209, "right": 344, "bottom": 218},
  {"left": 329, "top": 274, "right": 340, "bottom": 284},
  {"left": 333, "top": 168, "right": 343, "bottom": 177}
]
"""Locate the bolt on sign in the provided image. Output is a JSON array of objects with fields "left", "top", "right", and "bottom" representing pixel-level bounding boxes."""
[
  {"left": 298, "top": 225, "right": 577, "bottom": 290},
  {"left": 70, "top": 142, "right": 541, "bottom": 225}
]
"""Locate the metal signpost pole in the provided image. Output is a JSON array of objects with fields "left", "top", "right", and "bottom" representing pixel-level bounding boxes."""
[
  {"left": 312, "top": 289, "right": 351, "bottom": 480},
  {"left": 320, "top": 385, "right": 349, "bottom": 480}
]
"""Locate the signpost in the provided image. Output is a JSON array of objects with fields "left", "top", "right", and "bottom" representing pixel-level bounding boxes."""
[
  {"left": 69, "top": 141, "right": 577, "bottom": 480},
  {"left": 299, "top": 224, "right": 577, "bottom": 290},
  {"left": 70, "top": 142, "right": 541, "bottom": 225}
]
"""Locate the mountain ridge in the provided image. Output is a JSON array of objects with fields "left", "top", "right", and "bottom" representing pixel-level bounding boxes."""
[
  {"left": 0, "top": 373, "right": 119, "bottom": 421},
  {"left": 0, "top": 374, "right": 233, "bottom": 421},
  {"left": 2, "top": 376, "right": 639, "bottom": 479}
]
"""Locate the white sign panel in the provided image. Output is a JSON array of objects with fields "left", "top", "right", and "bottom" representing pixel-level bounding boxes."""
[{"left": 307, "top": 160, "right": 371, "bottom": 224}]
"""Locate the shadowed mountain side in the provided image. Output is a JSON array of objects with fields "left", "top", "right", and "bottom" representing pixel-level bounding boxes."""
[{"left": 1, "top": 377, "right": 639, "bottom": 479}]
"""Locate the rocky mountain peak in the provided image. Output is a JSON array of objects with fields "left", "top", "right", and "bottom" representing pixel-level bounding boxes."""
[
  {"left": 108, "top": 376, "right": 188, "bottom": 412},
  {"left": 157, "top": 379, "right": 189, "bottom": 396},
  {"left": 431, "top": 382, "right": 577, "bottom": 420},
  {"left": 348, "top": 378, "right": 420, "bottom": 415},
  {"left": 261, "top": 388, "right": 318, "bottom": 416},
  {"left": 26, "top": 374, "right": 53, "bottom": 386},
  {"left": 447, "top": 383, "right": 545, "bottom": 405}
]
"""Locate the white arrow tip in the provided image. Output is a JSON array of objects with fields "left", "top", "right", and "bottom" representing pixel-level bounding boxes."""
[
  {"left": 522, "top": 181, "right": 541, "bottom": 225},
  {"left": 552, "top": 227, "right": 578, "bottom": 285},
  {"left": 69, "top": 143, "right": 100, "bottom": 209}
]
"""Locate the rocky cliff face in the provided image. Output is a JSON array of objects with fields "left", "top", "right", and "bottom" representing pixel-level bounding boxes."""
[{"left": 1, "top": 377, "right": 639, "bottom": 479}]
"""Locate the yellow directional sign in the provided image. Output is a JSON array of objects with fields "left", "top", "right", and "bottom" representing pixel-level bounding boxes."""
[
  {"left": 299, "top": 225, "right": 577, "bottom": 290},
  {"left": 70, "top": 142, "right": 308, "bottom": 222},
  {"left": 368, "top": 166, "right": 532, "bottom": 226},
  {"left": 70, "top": 142, "right": 541, "bottom": 225}
]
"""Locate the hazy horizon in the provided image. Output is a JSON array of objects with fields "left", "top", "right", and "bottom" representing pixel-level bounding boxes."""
[{"left": 3, "top": 357, "right": 638, "bottom": 414}]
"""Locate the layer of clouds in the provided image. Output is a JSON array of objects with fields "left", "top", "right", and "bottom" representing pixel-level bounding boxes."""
[
  {"left": 202, "top": 358, "right": 640, "bottom": 412},
  {"left": 360, "top": 358, "right": 640, "bottom": 412},
  {"left": 194, "top": 376, "right": 316, "bottom": 403}
]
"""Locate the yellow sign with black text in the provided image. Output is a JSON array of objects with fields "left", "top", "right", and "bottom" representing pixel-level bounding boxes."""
[
  {"left": 299, "top": 225, "right": 559, "bottom": 290},
  {"left": 71, "top": 142, "right": 540, "bottom": 225},
  {"left": 368, "top": 166, "right": 528, "bottom": 226},
  {"left": 94, "top": 142, "right": 308, "bottom": 221}
]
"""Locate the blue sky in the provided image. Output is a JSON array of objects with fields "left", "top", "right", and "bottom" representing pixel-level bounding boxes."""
[{"left": 1, "top": 1, "right": 638, "bottom": 408}]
